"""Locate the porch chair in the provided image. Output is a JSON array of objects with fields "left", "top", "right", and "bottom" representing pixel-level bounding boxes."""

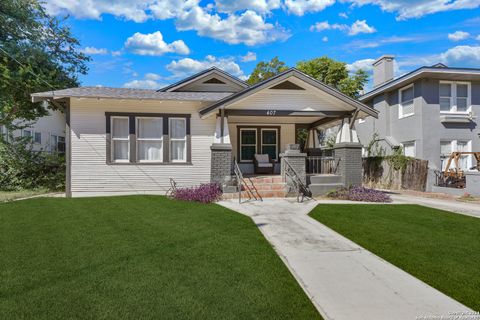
[{"left": 254, "top": 154, "right": 275, "bottom": 174}]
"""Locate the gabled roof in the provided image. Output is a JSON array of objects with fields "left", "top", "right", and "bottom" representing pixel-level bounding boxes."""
[
  {"left": 360, "top": 65, "right": 480, "bottom": 102},
  {"left": 31, "top": 87, "right": 233, "bottom": 102},
  {"left": 157, "top": 67, "right": 248, "bottom": 92},
  {"left": 199, "top": 68, "right": 378, "bottom": 118}
]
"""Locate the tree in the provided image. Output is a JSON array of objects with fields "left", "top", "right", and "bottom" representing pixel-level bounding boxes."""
[
  {"left": 296, "top": 56, "right": 368, "bottom": 98},
  {"left": 246, "top": 56, "right": 288, "bottom": 85},
  {"left": 0, "top": 0, "right": 89, "bottom": 129}
]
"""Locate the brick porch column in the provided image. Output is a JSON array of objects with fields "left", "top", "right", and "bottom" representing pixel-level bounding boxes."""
[
  {"left": 210, "top": 143, "right": 232, "bottom": 186},
  {"left": 280, "top": 144, "right": 307, "bottom": 185},
  {"left": 333, "top": 142, "right": 362, "bottom": 187}
]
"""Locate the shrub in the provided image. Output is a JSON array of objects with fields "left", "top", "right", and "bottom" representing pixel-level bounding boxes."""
[
  {"left": 0, "top": 136, "right": 65, "bottom": 191},
  {"left": 174, "top": 183, "right": 223, "bottom": 203},
  {"left": 327, "top": 185, "right": 392, "bottom": 203}
]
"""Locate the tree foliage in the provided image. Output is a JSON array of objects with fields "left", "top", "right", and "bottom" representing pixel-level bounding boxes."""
[
  {"left": 247, "top": 56, "right": 368, "bottom": 98},
  {"left": 0, "top": 0, "right": 89, "bottom": 128},
  {"left": 246, "top": 56, "right": 288, "bottom": 85},
  {"left": 0, "top": 134, "right": 65, "bottom": 191},
  {"left": 296, "top": 56, "right": 368, "bottom": 98}
]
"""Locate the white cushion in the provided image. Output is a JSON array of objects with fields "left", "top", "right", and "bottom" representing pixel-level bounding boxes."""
[
  {"left": 258, "top": 163, "right": 273, "bottom": 168},
  {"left": 255, "top": 154, "right": 269, "bottom": 163}
]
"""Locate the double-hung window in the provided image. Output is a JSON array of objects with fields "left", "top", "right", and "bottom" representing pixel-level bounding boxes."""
[
  {"left": 440, "top": 140, "right": 472, "bottom": 171},
  {"left": 34, "top": 132, "right": 42, "bottom": 144},
  {"left": 261, "top": 129, "right": 278, "bottom": 160},
  {"left": 240, "top": 129, "right": 257, "bottom": 162},
  {"left": 23, "top": 129, "right": 33, "bottom": 138},
  {"left": 399, "top": 84, "right": 414, "bottom": 118},
  {"left": 111, "top": 117, "right": 130, "bottom": 162},
  {"left": 169, "top": 118, "right": 187, "bottom": 162},
  {"left": 439, "top": 81, "right": 470, "bottom": 113},
  {"left": 402, "top": 141, "right": 415, "bottom": 157},
  {"left": 137, "top": 117, "right": 163, "bottom": 162}
]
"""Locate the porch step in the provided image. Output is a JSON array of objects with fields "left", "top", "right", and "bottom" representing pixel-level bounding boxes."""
[
  {"left": 309, "top": 183, "right": 343, "bottom": 196},
  {"left": 309, "top": 174, "right": 342, "bottom": 184},
  {"left": 222, "top": 189, "right": 287, "bottom": 199}
]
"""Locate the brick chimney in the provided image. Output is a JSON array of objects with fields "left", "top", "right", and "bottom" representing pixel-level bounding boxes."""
[{"left": 373, "top": 55, "right": 394, "bottom": 87}]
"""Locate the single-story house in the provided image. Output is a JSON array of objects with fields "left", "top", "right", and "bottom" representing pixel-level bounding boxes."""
[{"left": 32, "top": 67, "right": 378, "bottom": 197}]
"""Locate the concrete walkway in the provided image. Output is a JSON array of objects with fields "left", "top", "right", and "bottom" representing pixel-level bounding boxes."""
[
  {"left": 219, "top": 198, "right": 473, "bottom": 320},
  {"left": 391, "top": 193, "right": 480, "bottom": 218}
]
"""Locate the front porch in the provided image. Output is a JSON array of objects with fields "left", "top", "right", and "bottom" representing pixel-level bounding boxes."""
[{"left": 201, "top": 69, "right": 377, "bottom": 199}]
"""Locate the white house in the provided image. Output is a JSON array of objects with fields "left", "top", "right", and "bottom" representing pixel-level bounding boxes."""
[
  {"left": 32, "top": 67, "right": 377, "bottom": 198},
  {"left": 0, "top": 107, "right": 66, "bottom": 153}
]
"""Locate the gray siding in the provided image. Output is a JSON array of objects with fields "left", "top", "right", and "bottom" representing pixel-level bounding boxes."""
[{"left": 357, "top": 78, "right": 480, "bottom": 190}]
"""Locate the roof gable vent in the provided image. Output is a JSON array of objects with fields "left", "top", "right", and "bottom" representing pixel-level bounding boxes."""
[
  {"left": 203, "top": 77, "right": 226, "bottom": 84},
  {"left": 431, "top": 63, "right": 448, "bottom": 68},
  {"left": 270, "top": 80, "right": 305, "bottom": 90}
]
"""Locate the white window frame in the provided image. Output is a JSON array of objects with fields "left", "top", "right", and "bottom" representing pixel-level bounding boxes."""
[
  {"left": 398, "top": 84, "right": 415, "bottom": 119},
  {"left": 111, "top": 116, "right": 130, "bottom": 163},
  {"left": 23, "top": 129, "right": 33, "bottom": 138},
  {"left": 401, "top": 141, "right": 416, "bottom": 157},
  {"left": 34, "top": 131, "right": 42, "bottom": 144},
  {"left": 240, "top": 128, "right": 257, "bottom": 162},
  {"left": 440, "top": 140, "right": 472, "bottom": 171},
  {"left": 136, "top": 117, "right": 163, "bottom": 163},
  {"left": 260, "top": 128, "right": 278, "bottom": 161},
  {"left": 439, "top": 81, "right": 471, "bottom": 114},
  {"left": 169, "top": 117, "right": 187, "bottom": 163}
]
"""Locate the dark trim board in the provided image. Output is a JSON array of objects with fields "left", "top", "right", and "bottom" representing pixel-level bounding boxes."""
[
  {"left": 224, "top": 109, "right": 351, "bottom": 117},
  {"left": 236, "top": 125, "right": 281, "bottom": 163}
]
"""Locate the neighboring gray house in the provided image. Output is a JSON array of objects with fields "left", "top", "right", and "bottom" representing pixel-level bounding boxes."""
[{"left": 356, "top": 55, "right": 479, "bottom": 190}]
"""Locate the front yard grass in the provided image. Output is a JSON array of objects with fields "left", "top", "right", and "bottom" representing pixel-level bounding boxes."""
[
  {"left": 310, "top": 204, "right": 480, "bottom": 311},
  {"left": 0, "top": 196, "right": 321, "bottom": 319}
]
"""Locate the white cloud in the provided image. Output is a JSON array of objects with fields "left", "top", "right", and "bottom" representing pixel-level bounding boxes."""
[
  {"left": 123, "top": 72, "right": 168, "bottom": 89},
  {"left": 322, "top": 36, "right": 328, "bottom": 42},
  {"left": 284, "top": 0, "right": 335, "bottom": 16},
  {"left": 477, "top": 35, "right": 480, "bottom": 41},
  {"left": 346, "top": 35, "right": 426, "bottom": 49},
  {"left": 309, "top": 21, "right": 347, "bottom": 32},
  {"left": 339, "top": 12, "right": 348, "bottom": 18},
  {"left": 448, "top": 31, "right": 470, "bottom": 41},
  {"left": 241, "top": 51, "right": 257, "bottom": 62},
  {"left": 310, "top": 20, "right": 375, "bottom": 36},
  {"left": 398, "top": 45, "right": 480, "bottom": 69},
  {"left": 439, "top": 45, "right": 480, "bottom": 66},
  {"left": 174, "top": 8, "right": 290, "bottom": 46},
  {"left": 348, "top": 19, "right": 376, "bottom": 35},
  {"left": 346, "top": 0, "right": 480, "bottom": 21},
  {"left": 214, "top": 0, "right": 281, "bottom": 13},
  {"left": 124, "top": 31, "right": 190, "bottom": 56},
  {"left": 80, "top": 46, "right": 108, "bottom": 55},
  {"left": 43, "top": 0, "right": 151, "bottom": 22},
  {"left": 166, "top": 55, "right": 245, "bottom": 78},
  {"left": 346, "top": 58, "right": 375, "bottom": 72},
  {"left": 111, "top": 50, "right": 122, "bottom": 56},
  {"left": 145, "top": 73, "right": 161, "bottom": 80}
]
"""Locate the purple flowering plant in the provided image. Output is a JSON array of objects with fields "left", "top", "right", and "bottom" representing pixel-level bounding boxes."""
[
  {"left": 327, "top": 185, "right": 392, "bottom": 203},
  {"left": 174, "top": 183, "right": 223, "bottom": 203}
]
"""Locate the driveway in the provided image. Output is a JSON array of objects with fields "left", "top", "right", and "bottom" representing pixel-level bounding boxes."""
[{"left": 219, "top": 199, "right": 472, "bottom": 320}]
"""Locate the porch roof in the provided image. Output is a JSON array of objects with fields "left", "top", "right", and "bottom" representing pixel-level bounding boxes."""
[{"left": 199, "top": 68, "right": 378, "bottom": 119}]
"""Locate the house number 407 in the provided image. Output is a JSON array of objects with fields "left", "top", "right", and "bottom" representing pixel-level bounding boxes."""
[{"left": 266, "top": 110, "right": 276, "bottom": 116}]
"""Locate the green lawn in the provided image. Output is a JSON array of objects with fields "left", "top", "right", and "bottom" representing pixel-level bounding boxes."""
[
  {"left": 310, "top": 204, "right": 480, "bottom": 311},
  {"left": 0, "top": 196, "right": 321, "bottom": 320}
]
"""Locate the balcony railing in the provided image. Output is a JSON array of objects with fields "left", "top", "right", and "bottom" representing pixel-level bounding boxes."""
[{"left": 306, "top": 156, "right": 337, "bottom": 174}]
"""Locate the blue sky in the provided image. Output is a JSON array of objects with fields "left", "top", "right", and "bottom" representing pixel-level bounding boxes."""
[{"left": 43, "top": 0, "right": 480, "bottom": 90}]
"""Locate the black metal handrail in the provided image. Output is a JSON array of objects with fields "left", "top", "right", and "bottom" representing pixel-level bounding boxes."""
[
  {"left": 233, "top": 159, "right": 262, "bottom": 203},
  {"left": 282, "top": 159, "right": 312, "bottom": 203}
]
